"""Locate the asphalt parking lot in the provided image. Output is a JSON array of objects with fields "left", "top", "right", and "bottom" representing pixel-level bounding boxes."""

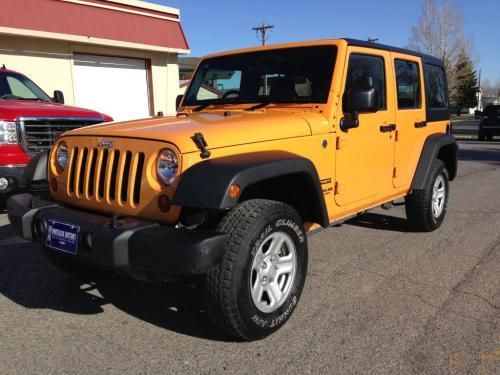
[{"left": 0, "top": 139, "right": 499, "bottom": 374}]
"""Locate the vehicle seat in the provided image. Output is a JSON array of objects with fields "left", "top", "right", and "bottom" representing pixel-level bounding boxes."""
[{"left": 269, "top": 78, "right": 297, "bottom": 99}]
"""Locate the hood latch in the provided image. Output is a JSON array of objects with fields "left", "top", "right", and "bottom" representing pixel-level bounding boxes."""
[{"left": 191, "top": 132, "right": 211, "bottom": 159}]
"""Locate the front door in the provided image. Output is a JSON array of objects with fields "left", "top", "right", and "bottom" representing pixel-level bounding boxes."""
[{"left": 334, "top": 47, "right": 396, "bottom": 207}]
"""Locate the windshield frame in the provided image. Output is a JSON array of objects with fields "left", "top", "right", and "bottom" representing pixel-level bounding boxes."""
[
  {"left": 183, "top": 45, "right": 338, "bottom": 107},
  {"left": 0, "top": 71, "right": 52, "bottom": 102}
]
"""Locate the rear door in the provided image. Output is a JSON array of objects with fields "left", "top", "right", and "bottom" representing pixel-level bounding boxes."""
[
  {"left": 334, "top": 47, "right": 396, "bottom": 207},
  {"left": 391, "top": 53, "right": 426, "bottom": 188}
]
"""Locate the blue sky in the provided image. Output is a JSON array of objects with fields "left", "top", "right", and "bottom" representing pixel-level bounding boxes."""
[{"left": 152, "top": 0, "right": 499, "bottom": 83}]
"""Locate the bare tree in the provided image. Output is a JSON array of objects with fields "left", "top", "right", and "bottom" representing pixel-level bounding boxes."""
[
  {"left": 481, "top": 79, "right": 500, "bottom": 98},
  {"left": 408, "top": 0, "right": 472, "bottom": 98}
]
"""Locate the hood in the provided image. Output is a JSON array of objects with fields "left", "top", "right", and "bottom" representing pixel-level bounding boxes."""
[
  {"left": 67, "top": 111, "right": 322, "bottom": 153},
  {"left": 0, "top": 100, "right": 106, "bottom": 121}
]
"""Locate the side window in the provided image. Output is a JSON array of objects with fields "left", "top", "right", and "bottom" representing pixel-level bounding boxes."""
[
  {"left": 395, "top": 60, "right": 421, "bottom": 109},
  {"left": 425, "top": 64, "right": 447, "bottom": 108},
  {"left": 6, "top": 76, "right": 37, "bottom": 99},
  {"left": 344, "top": 54, "right": 386, "bottom": 111}
]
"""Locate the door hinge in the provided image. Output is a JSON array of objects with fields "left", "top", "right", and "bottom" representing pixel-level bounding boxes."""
[
  {"left": 334, "top": 181, "right": 341, "bottom": 194},
  {"left": 395, "top": 130, "right": 399, "bottom": 142},
  {"left": 393, "top": 167, "right": 397, "bottom": 178},
  {"left": 336, "top": 137, "right": 347, "bottom": 150}
]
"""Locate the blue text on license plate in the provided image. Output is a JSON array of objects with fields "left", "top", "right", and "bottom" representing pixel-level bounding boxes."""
[{"left": 46, "top": 220, "right": 80, "bottom": 255}]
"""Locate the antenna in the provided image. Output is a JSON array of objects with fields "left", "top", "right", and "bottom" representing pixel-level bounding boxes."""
[
  {"left": 367, "top": 37, "right": 379, "bottom": 43},
  {"left": 1, "top": 64, "right": 5, "bottom": 69},
  {"left": 252, "top": 23, "right": 274, "bottom": 46}
]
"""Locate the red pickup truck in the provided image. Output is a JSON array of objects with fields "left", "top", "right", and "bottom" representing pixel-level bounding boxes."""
[{"left": 0, "top": 66, "right": 112, "bottom": 209}]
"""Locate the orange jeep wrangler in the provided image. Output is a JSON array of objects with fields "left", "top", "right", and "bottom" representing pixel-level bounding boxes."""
[{"left": 7, "top": 38, "right": 457, "bottom": 340}]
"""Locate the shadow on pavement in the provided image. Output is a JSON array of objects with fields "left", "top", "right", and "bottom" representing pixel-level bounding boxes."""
[
  {"left": 459, "top": 146, "right": 500, "bottom": 165},
  {"left": 346, "top": 212, "right": 416, "bottom": 233},
  {"left": 0, "top": 223, "right": 232, "bottom": 342}
]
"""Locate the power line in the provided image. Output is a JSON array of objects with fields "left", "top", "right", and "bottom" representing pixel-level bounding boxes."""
[{"left": 252, "top": 23, "right": 274, "bottom": 46}]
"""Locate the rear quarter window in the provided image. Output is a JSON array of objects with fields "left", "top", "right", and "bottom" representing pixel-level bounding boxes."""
[{"left": 425, "top": 64, "right": 447, "bottom": 109}]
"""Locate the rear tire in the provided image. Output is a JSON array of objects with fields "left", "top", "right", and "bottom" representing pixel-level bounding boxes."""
[
  {"left": 405, "top": 160, "right": 449, "bottom": 232},
  {"left": 206, "top": 199, "right": 308, "bottom": 341},
  {"left": 44, "top": 246, "right": 102, "bottom": 277}
]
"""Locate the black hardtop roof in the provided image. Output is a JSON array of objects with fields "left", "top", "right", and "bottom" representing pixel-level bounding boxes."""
[{"left": 343, "top": 38, "right": 444, "bottom": 66}]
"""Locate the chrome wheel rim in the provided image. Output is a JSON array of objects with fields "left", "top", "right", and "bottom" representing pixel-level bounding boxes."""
[
  {"left": 432, "top": 175, "right": 446, "bottom": 218},
  {"left": 250, "top": 231, "right": 297, "bottom": 313}
]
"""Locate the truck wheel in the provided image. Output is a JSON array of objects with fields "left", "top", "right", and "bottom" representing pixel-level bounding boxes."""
[
  {"left": 405, "top": 159, "right": 449, "bottom": 232},
  {"left": 44, "top": 246, "right": 102, "bottom": 277},
  {"left": 206, "top": 199, "right": 308, "bottom": 340},
  {"left": 478, "top": 130, "right": 486, "bottom": 141}
]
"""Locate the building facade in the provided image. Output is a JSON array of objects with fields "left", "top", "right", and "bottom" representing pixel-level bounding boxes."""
[{"left": 0, "top": 0, "right": 189, "bottom": 121}]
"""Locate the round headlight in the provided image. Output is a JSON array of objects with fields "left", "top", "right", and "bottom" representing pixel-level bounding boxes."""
[
  {"left": 55, "top": 141, "right": 69, "bottom": 171},
  {"left": 157, "top": 149, "right": 178, "bottom": 185}
]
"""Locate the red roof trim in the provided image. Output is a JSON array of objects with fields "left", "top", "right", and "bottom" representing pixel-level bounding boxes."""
[
  {"left": 0, "top": 0, "right": 189, "bottom": 51},
  {"left": 83, "top": 0, "right": 179, "bottom": 19}
]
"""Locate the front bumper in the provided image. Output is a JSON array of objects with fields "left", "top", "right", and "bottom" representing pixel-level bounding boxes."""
[{"left": 7, "top": 194, "right": 227, "bottom": 280}]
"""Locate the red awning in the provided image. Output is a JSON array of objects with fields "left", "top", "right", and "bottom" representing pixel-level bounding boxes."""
[{"left": 0, "top": 0, "right": 189, "bottom": 51}]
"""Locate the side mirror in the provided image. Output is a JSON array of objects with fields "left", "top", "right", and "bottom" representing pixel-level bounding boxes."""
[
  {"left": 340, "top": 87, "right": 378, "bottom": 131},
  {"left": 176, "top": 94, "right": 183, "bottom": 110},
  {"left": 53, "top": 90, "right": 64, "bottom": 104},
  {"left": 347, "top": 87, "right": 378, "bottom": 113}
]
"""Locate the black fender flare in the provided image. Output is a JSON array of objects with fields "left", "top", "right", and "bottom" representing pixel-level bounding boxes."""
[
  {"left": 411, "top": 133, "right": 458, "bottom": 190},
  {"left": 172, "top": 151, "right": 329, "bottom": 227}
]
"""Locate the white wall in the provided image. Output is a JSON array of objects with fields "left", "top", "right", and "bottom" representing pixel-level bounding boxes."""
[{"left": 0, "top": 34, "right": 180, "bottom": 118}]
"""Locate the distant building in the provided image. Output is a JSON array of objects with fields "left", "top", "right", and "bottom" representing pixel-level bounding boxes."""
[{"left": 0, "top": 0, "right": 190, "bottom": 120}]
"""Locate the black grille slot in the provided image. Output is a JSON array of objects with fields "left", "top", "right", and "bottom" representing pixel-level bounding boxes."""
[
  {"left": 68, "top": 147, "right": 79, "bottom": 194},
  {"left": 133, "top": 153, "right": 145, "bottom": 205},
  {"left": 88, "top": 149, "right": 97, "bottom": 197},
  {"left": 19, "top": 118, "right": 103, "bottom": 154},
  {"left": 98, "top": 149, "right": 108, "bottom": 200},
  {"left": 121, "top": 151, "right": 132, "bottom": 203},
  {"left": 109, "top": 150, "right": 120, "bottom": 201},
  {"left": 78, "top": 148, "right": 88, "bottom": 196}
]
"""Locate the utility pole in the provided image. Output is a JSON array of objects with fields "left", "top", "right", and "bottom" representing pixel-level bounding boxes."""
[
  {"left": 252, "top": 23, "right": 274, "bottom": 95},
  {"left": 253, "top": 23, "right": 274, "bottom": 46}
]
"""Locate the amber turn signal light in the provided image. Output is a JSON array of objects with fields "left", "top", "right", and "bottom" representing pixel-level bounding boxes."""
[{"left": 229, "top": 184, "right": 240, "bottom": 199}]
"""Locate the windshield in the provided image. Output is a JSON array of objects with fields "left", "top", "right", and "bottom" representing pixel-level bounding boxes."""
[
  {"left": 184, "top": 46, "right": 337, "bottom": 106},
  {"left": 0, "top": 72, "right": 51, "bottom": 102}
]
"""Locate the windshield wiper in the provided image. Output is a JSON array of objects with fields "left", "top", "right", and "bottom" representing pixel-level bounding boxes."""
[
  {"left": 192, "top": 103, "right": 213, "bottom": 112},
  {"left": 245, "top": 101, "right": 273, "bottom": 111}
]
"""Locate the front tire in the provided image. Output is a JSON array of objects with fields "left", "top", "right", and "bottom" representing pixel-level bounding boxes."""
[
  {"left": 405, "top": 160, "right": 449, "bottom": 232},
  {"left": 206, "top": 199, "right": 308, "bottom": 341}
]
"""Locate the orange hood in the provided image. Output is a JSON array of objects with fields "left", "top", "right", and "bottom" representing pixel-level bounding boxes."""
[{"left": 66, "top": 111, "right": 317, "bottom": 153}]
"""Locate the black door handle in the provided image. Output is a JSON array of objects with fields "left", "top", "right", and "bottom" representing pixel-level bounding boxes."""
[
  {"left": 380, "top": 124, "right": 396, "bottom": 133},
  {"left": 414, "top": 121, "right": 427, "bottom": 128}
]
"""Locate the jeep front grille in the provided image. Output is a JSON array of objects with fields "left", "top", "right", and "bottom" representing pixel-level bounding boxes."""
[
  {"left": 18, "top": 117, "right": 104, "bottom": 154},
  {"left": 67, "top": 146, "right": 145, "bottom": 206}
]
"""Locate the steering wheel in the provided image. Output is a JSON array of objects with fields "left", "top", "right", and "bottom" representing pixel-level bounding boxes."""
[{"left": 222, "top": 90, "right": 240, "bottom": 99}]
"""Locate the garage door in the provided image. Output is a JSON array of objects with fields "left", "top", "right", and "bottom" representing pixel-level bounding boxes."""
[{"left": 73, "top": 54, "right": 150, "bottom": 122}]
